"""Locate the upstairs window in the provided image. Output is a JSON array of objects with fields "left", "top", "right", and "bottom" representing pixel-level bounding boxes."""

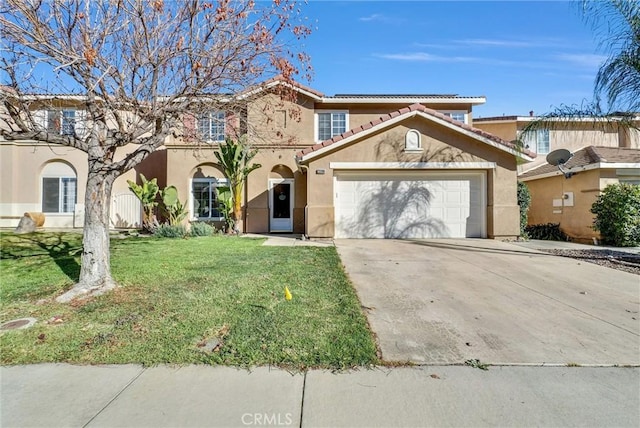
[
  {"left": 317, "top": 111, "right": 347, "bottom": 141},
  {"left": 35, "top": 109, "right": 84, "bottom": 136},
  {"left": 443, "top": 112, "right": 467, "bottom": 123},
  {"left": 198, "top": 111, "right": 226, "bottom": 142},
  {"left": 522, "top": 129, "right": 550, "bottom": 154}
]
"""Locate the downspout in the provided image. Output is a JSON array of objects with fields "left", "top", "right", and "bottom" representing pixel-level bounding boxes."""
[{"left": 295, "top": 156, "right": 309, "bottom": 237}]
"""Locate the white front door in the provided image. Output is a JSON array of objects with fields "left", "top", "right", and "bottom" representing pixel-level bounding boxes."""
[{"left": 269, "top": 179, "right": 294, "bottom": 232}]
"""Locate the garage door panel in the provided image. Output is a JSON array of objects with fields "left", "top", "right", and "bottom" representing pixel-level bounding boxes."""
[{"left": 335, "top": 172, "right": 485, "bottom": 239}]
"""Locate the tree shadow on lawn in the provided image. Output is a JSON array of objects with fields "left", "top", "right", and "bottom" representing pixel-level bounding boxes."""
[{"left": 1, "top": 232, "right": 82, "bottom": 282}]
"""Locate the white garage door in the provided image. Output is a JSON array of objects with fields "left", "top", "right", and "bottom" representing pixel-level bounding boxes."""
[{"left": 334, "top": 172, "right": 485, "bottom": 239}]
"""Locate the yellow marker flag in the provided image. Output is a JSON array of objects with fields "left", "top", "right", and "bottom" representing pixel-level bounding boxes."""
[{"left": 284, "top": 286, "right": 292, "bottom": 301}]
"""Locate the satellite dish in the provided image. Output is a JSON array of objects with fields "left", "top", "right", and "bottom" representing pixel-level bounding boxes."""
[
  {"left": 546, "top": 149, "right": 572, "bottom": 166},
  {"left": 546, "top": 149, "right": 574, "bottom": 179}
]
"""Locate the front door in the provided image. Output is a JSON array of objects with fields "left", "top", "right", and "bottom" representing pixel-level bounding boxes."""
[{"left": 269, "top": 179, "right": 294, "bottom": 232}]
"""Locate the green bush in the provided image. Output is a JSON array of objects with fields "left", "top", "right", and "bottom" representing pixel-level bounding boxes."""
[
  {"left": 591, "top": 183, "right": 640, "bottom": 247},
  {"left": 517, "top": 181, "right": 531, "bottom": 237},
  {"left": 153, "top": 224, "right": 188, "bottom": 238},
  {"left": 190, "top": 222, "right": 216, "bottom": 237},
  {"left": 525, "top": 223, "right": 569, "bottom": 241}
]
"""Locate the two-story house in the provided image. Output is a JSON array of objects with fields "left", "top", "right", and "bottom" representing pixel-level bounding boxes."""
[
  {"left": 475, "top": 114, "right": 640, "bottom": 242},
  {"left": 1, "top": 77, "right": 534, "bottom": 239}
]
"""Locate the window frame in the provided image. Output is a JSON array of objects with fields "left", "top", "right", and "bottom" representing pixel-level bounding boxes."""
[
  {"left": 197, "top": 111, "right": 226, "bottom": 142},
  {"left": 42, "top": 176, "right": 77, "bottom": 214},
  {"left": 36, "top": 109, "right": 84, "bottom": 137},
  {"left": 440, "top": 111, "right": 468, "bottom": 124},
  {"left": 60, "top": 109, "right": 76, "bottom": 136},
  {"left": 404, "top": 129, "right": 423, "bottom": 152},
  {"left": 520, "top": 128, "right": 550, "bottom": 155},
  {"left": 536, "top": 129, "right": 550, "bottom": 155},
  {"left": 315, "top": 110, "right": 349, "bottom": 142},
  {"left": 190, "top": 177, "right": 229, "bottom": 221}
]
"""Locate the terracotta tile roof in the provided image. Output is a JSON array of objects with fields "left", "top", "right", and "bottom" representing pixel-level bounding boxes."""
[
  {"left": 297, "top": 103, "right": 535, "bottom": 159},
  {"left": 519, "top": 146, "right": 640, "bottom": 179},
  {"left": 259, "top": 75, "right": 325, "bottom": 98}
]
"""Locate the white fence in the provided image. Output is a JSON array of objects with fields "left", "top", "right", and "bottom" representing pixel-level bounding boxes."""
[{"left": 110, "top": 193, "right": 142, "bottom": 229}]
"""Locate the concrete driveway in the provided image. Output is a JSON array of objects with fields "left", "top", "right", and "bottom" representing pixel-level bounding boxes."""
[{"left": 335, "top": 239, "right": 640, "bottom": 365}]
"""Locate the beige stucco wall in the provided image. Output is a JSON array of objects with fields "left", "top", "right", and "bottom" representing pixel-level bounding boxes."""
[
  {"left": 164, "top": 145, "right": 306, "bottom": 233},
  {"left": 476, "top": 120, "right": 639, "bottom": 172},
  {"left": 315, "top": 103, "right": 473, "bottom": 142},
  {"left": 524, "top": 170, "right": 602, "bottom": 243},
  {"left": 0, "top": 141, "right": 147, "bottom": 228},
  {"left": 469, "top": 121, "right": 518, "bottom": 142},
  {"left": 302, "top": 116, "right": 520, "bottom": 239},
  {"left": 246, "top": 92, "right": 316, "bottom": 146}
]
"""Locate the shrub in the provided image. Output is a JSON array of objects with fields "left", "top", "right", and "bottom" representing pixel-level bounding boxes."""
[
  {"left": 153, "top": 224, "right": 188, "bottom": 238},
  {"left": 525, "top": 223, "right": 569, "bottom": 241},
  {"left": 591, "top": 183, "right": 640, "bottom": 247},
  {"left": 160, "top": 185, "right": 189, "bottom": 225},
  {"left": 517, "top": 181, "right": 531, "bottom": 237},
  {"left": 190, "top": 222, "right": 216, "bottom": 237}
]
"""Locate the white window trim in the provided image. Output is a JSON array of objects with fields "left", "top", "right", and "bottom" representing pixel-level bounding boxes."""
[
  {"left": 517, "top": 128, "right": 550, "bottom": 155},
  {"left": 34, "top": 109, "right": 86, "bottom": 137},
  {"left": 198, "top": 111, "right": 226, "bottom": 143},
  {"left": 440, "top": 110, "right": 468, "bottom": 124},
  {"left": 189, "top": 177, "right": 228, "bottom": 221},
  {"left": 41, "top": 175, "right": 77, "bottom": 215},
  {"left": 404, "top": 129, "right": 423, "bottom": 153},
  {"left": 314, "top": 110, "right": 349, "bottom": 143}
]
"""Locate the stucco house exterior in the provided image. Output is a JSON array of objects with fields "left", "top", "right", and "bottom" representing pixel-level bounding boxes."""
[
  {"left": 519, "top": 146, "right": 640, "bottom": 243},
  {"left": 474, "top": 115, "right": 640, "bottom": 172},
  {"left": 475, "top": 114, "right": 640, "bottom": 243},
  {"left": 1, "top": 78, "right": 535, "bottom": 239}
]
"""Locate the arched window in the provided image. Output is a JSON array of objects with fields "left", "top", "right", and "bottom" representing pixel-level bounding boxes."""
[
  {"left": 405, "top": 129, "right": 421, "bottom": 151},
  {"left": 191, "top": 166, "right": 227, "bottom": 220},
  {"left": 41, "top": 162, "right": 77, "bottom": 213}
]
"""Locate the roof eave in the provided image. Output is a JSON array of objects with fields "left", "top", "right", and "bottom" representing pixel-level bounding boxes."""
[
  {"left": 298, "top": 109, "right": 534, "bottom": 164},
  {"left": 319, "top": 96, "right": 486, "bottom": 105},
  {"left": 519, "top": 162, "right": 640, "bottom": 181}
]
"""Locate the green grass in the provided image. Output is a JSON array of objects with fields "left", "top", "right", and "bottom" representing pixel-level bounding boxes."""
[{"left": 0, "top": 232, "right": 378, "bottom": 369}]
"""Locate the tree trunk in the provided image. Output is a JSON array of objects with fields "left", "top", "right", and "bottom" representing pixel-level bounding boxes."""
[
  {"left": 232, "top": 180, "right": 243, "bottom": 234},
  {"left": 56, "top": 166, "right": 117, "bottom": 302}
]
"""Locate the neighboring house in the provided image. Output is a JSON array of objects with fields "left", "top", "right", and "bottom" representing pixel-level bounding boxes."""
[
  {"left": 519, "top": 146, "right": 640, "bottom": 243},
  {"left": 0, "top": 78, "right": 535, "bottom": 239},
  {"left": 474, "top": 115, "right": 640, "bottom": 172},
  {"left": 476, "top": 114, "right": 640, "bottom": 243}
]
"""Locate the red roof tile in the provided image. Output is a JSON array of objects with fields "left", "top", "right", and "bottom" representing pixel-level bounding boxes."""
[
  {"left": 519, "top": 146, "right": 640, "bottom": 179},
  {"left": 259, "top": 75, "right": 324, "bottom": 98},
  {"left": 297, "top": 103, "right": 535, "bottom": 160}
]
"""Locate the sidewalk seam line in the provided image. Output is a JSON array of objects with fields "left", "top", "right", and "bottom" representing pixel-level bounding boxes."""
[
  {"left": 299, "top": 370, "right": 307, "bottom": 428},
  {"left": 82, "top": 367, "right": 147, "bottom": 428}
]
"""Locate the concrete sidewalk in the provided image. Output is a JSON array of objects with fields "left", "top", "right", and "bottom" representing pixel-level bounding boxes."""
[
  {"left": 243, "top": 233, "right": 334, "bottom": 247},
  {"left": 2, "top": 364, "right": 638, "bottom": 427}
]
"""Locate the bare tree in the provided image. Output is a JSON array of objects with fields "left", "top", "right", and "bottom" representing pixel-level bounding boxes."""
[{"left": 0, "top": 0, "right": 311, "bottom": 302}]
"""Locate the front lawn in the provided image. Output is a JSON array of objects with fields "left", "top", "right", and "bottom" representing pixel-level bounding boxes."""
[{"left": 0, "top": 232, "right": 377, "bottom": 369}]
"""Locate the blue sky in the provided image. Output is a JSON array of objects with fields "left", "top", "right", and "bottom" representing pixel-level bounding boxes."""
[{"left": 301, "top": 1, "right": 605, "bottom": 118}]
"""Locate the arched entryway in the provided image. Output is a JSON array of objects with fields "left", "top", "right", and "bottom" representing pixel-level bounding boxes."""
[{"left": 269, "top": 165, "right": 294, "bottom": 232}]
